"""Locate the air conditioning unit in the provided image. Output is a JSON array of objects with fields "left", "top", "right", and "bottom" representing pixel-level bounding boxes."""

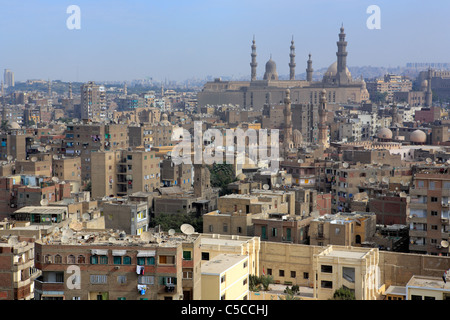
[{"left": 114, "top": 266, "right": 120, "bottom": 270}]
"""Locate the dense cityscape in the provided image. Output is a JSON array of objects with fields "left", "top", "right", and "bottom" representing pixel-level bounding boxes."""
[{"left": 0, "top": 1, "right": 450, "bottom": 304}]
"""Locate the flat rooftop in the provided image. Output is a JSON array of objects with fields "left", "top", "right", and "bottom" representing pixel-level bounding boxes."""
[
  {"left": 385, "top": 285, "right": 406, "bottom": 296},
  {"left": 407, "top": 275, "right": 450, "bottom": 291},
  {"left": 201, "top": 254, "right": 248, "bottom": 275}
]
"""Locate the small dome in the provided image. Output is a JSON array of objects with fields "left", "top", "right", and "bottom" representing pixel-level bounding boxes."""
[
  {"left": 160, "top": 113, "right": 170, "bottom": 126},
  {"left": 293, "top": 129, "right": 303, "bottom": 146},
  {"left": 263, "top": 58, "right": 278, "bottom": 81},
  {"left": 236, "top": 173, "right": 246, "bottom": 181},
  {"left": 377, "top": 128, "right": 393, "bottom": 140},
  {"left": 324, "top": 61, "right": 351, "bottom": 78},
  {"left": 410, "top": 130, "right": 427, "bottom": 143},
  {"left": 9, "top": 121, "right": 21, "bottom": 129}
]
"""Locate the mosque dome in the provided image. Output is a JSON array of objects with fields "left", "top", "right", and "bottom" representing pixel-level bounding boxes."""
[
  {"left": 410, "top": 130, "right": 427, "bottom": 144},
  {"left": 377, "top": 127, "right": 393, "bottom": 140},
  {"left": 293, "top": 129, "right": 303, "bottom": 146},
  {"left": 160, "top": 113, "right": 170, "bottom": 126},
  {"left": 324, "top": 61, "right": 352, "bottom": 79},
  {"left": 421, "top": 79, "right": 428, "bottom": 91},
  {"left": 263, "top": 58, "right": 278, "bottom": 81}
]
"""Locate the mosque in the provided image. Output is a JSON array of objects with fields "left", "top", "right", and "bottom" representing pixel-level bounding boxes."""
[{"left": 197, "top": 25, "right": 370, "bottom": 109}]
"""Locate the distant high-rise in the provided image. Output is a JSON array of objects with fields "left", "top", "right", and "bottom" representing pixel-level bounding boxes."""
[
  {"left": 3, "top": 69, "right": 14, "bottom": 88},
  {"left": 80, "top": 81, "right": 107, "bottom": 121}
]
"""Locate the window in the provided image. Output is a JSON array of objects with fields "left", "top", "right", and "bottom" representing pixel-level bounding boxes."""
[
  {"left": 139, "top": 276, "right": 155, "bottom": 285},
  {"left": 117, "top": 276, "right": 127, "bottom": 284},
  {"left": 90, "top": 255, "right": 98, "bottom": 264},
  {"left": 267, "top": 268, "right": 272, "bottom": 276},
  {"left": 202, "top": 252, "right": 210, "bottom": 261},
  {"left": 159, "top": 255, "right": 175, "bottom": 264},
  {"left": 223, "top": 223, "right": 228, "bottom": 233},
  {"left": 183, "top": 251, "right": 192, "bottom": 261},
  {"left": 221, "top": 275, "right": 226, "bottom": 283},
  {"left": 237, "top": 227, "right": 242, "bottom": 233},
  {"left": 321, "top": 280, "right": 333, "bottom": 289},
  {"left": 147, "top": 257, "right": 155, "bottom": 265},
  {"left": 243, "top": 261, "right": 248, "bottom": 268},
  {"left": 279, "top": 270, "right": 285, "bottom": 277},
  {"left": 90, "top": 275, "right": 107, "bottom": 284},
  {"left": 183, "top": 269, "right": 193, "bottom": 279},
  {"left": 221, "top": 294, "right": 226, "bottom": 300},
  {"left": 321, "top": 265, "right": 333, "bottom": 273},
  {"left": 99, "top": 255, "right": 108, "bottom": 264},
  {"left": 67, "top": 255, "right": 76, "bottom": 264},
  {"left": 411, "top": 295, "right": 422, "bottom": 300},
  {"left": 123, "top": 256, "right": 132, "bottom": 265},
  {"left": 431, "top": 211, "right": 438, "bottom": 216},
  {"left": 117, "top": 297, "right": 126, "bottom": 300},
  {"left": 424, "top": 296, "right": 436, "bottom": 300},
  {"left": 54, "top": 255, "right": 62, "bottom": 264},
  {"left": 417, "top": 181, "right": 424, "bottom": 188},
  {"left": 271, "top": 228, "right": 277, "bottom": 237},
  {"left": 431, "top": 225, "right": 438, "bottom": 230},
  {"left": 243, "top": 278, "right": 248, "bottom": 286},
  {"left": 291, "top": 271, "right": 296, "bottom": 278},
  {"left": 77, "top": 255, "right": 85, "bottom": 264},
  {"left": 114, "top": 256, "right": 122, "bottom": 265},
  {"left": 303, "top": 272, "right": 309, "bottom": 279},
  {"left": 431, "top": 197, "right": 438, "bottom": 203}
]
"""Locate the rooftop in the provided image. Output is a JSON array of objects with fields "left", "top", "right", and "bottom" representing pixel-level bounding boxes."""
[
  {"left": 407, "top": 275, "right": 450, "bottom": 291},
  {"left": 201, "top": 254, "right": 248, "bottom": 275}
]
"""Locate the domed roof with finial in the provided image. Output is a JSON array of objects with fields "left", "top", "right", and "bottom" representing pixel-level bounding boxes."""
[
  {"left": 263, "top": 55, "right": 278, "bottom": 81},
  {"left": 377, "top": 127, "right": 393, "bottom": 140},
  {"left": 410, "top": 129, "right": 426, "bottom": 143},
  {"left": 160, "top": 113, "right": 170, "bottom": 126}
]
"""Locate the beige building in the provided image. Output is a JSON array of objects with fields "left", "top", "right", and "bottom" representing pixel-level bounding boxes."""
[
  {"left": 128, "top": 114, "right": 175, "bottom": 149},
  {"left": 201, "top": 254, "right": 249, "bottom": 300},
  {"left": 102, "top": 200, "right": 149, "bottom": 236},
  {"left": 312, "top": 245, "right": 380, "bottom": 300},
  {"left": 51, "top": 156, "right": 81, "bottom": 183},
  {"left": 406, "top": 275, "right": 450, "bottom": 300},
  {"left": 80, "top": 81, "right": 107, "bottom": 121},
  {"left": 91, "top": 149, "right": 160, "bottom": 199}
]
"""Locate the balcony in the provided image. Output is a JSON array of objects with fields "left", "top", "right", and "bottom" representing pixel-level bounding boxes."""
[
  {"left": 159, "top": 284, "right": 177, "bottom": 294},
  {"left": 409, "top": 243, "right": 427, "bottom": 252},
  {"left": 409, "top": 229, "right": 427, "bottom": 238}
]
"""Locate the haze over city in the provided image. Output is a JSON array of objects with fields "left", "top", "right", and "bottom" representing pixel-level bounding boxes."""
[{"left": 0, "top": 0, "right": 449, "bottom": 82}]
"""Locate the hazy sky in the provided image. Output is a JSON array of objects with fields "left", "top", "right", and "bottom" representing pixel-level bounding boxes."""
[{"left": 0, "top": 0, "right": 448, "bottom": 82}]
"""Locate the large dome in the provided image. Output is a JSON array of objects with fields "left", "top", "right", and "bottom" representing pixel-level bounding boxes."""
[
  {"left": 8, "top": 121, "right": 21, "bottom": 129},
  {"left": 263, "top": 58, "right": 278, "bottom": 81},
  {"left": 410, "top": 129, "right": 426, "bottom": 143},
  {"left": 324, "top": 61, "right": 351, "bottom": 78},
  {"left": 377, "top": 127, "right": 393, "bottom": 140}
]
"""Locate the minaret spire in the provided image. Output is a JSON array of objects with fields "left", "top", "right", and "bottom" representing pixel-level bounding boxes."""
[
  {"left": 250, "top": 35, "right": 257, "bottom": 81},
  {"left": 306, "top": 53, "right": 314, "bottom": 82},
  {"left": 425, "top": 68, "right": 433, "bottom": 107},
  {"left": 283, "top": 89, "right": 293, "bottom": 155},
  {"left": 336, "top": 24, "right": 349, "bottom": 85},
  {"left": 289, "top": 36, "right": 296, "bottom": 80},
  {"left": 68, "top": 82, "right": 73, "bottom": 99},
  {"left": 318, "top": 89, "right": 329, "bottom": 148}
]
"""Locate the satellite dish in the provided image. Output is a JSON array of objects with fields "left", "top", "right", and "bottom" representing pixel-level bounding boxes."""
[
  {"left": 275, "top": 184, "right": 280, "bottom": 188},
  {"left": 53, "top": 155, "right": 59, "bottom": 160},
  {"left": 40, "top": 199, "right": 48, "bottom": 206},
  {"left": 61, "top": 235, "right": 69, "bottom": 244},
  {"left": 426, "top": 158, "right": 432, "bottom": 164},
  {"left": 38, "top": 146, "right": 45, "bottom": 152},
  {"left": 168, "top": 229, "right": 176, "bottom": 236},
  {"left": 441, "top": 240, "right": 449, "bottom": 248},
  {"left": 446, "top": 159, "right": 450, "bottom": 165},
  {"left": 399, "top": 192, "right": 407, "bottom": 198},
  {"left": 108, "top": 237, "right": 117, "bottom": 243},
  {"left": 263, "top": 184, "right": 270, "bottom": 190},
  {"left": 297, "top": 159, "right": 304, "bottom": 164},
  {"left": 7, "top": 236, "right": 19, "bottom": 246},
  {"left": 52, "top": 177, "right": 59, "bottom": 183},
  {"left": 31, "top": 157, "right": 38, "bottom": 162},
  {"left": 62, "top": 229, "right": 74, "bottom": 238},
  {"left": 382, "top": 177, "right": 389, "bottom": 183},
  {"left": 180, "top": 224, "right": 195, "bottom": 235},
  {"left": 7, "top": 155, "right": 13, "bottom": 161},
  {"left": 82, "top": 213, "right": 90, "bottom": 220},
  {"left": 342, "top": 162, "right": 349, "bottom": 168},
  {"left": 46, "top": 145, "right": 51, "bottom": 151},
  {"left": 369, "top": 178, "right": 375, "bottom": 184},
  {"left": 140, "top": 231, "right": 153, "bottom": 241}
]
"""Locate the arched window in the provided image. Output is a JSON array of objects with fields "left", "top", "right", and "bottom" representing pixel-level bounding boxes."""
[
  {"left": 44, "top": 255, "right": 53, "bottom": 264},
  {"left": 54, "top": 254, "right": 62, "bottom": 264},
  {"left": 67, "top": 255, "right": 76, "bottom": 264},
  {"left": 355, "top": 235, "right": 361, "bottom": 244},
  {"left": 77, "top": 255, "right": 86, "bottom": 264}
]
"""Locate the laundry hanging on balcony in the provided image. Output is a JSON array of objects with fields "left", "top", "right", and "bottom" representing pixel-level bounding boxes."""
[
  {"left": 136, "top": 265, "right": 145, "bottom": 275},
  {"left": 137, "top": 284, "right": 147, "bottom": 295}
]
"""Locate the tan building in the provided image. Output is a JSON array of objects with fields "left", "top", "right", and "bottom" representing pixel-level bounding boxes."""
[
  {"left": 128, "top": 115, "right": 174, "bottom": 149},
  {"left": 80, "top": 81, "right": 107, "bottom": 121},
  {"left": 312, "top": 245, "right": 381, "bottom": 300},
  {"left": 51, "top": 156, "right": 81, "bottom": 183},
  {"left": 406, "top": 275, "right": 450, "bottom": 300},
  {"left": 91, "top": 149, "right": 160, "bottom": 199},
  {"left": 63, "top": 122, "right": 129, "bottom": 180},
  {"left": 15, "top": 154, "right": 52, "bottom": 177},
  {"left": 201, "top": 254, "right": 249, "bottom": 300},
  {"left": 0, "top": 132, "right": 29, "bottom": 161},
  {"left": 0, "top": 235, "right": 41, "bottom": 300},
  {"left": 102, "top": 200, "right": 149, "bottom": 236}
]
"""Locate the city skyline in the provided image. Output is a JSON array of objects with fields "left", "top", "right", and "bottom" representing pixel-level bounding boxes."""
[{"left": 0, "top": 0, "right": 449, "bottom": 82}]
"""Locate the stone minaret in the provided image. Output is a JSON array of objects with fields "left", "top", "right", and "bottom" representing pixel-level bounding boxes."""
[
  {"left": 284, "top": 89, "right": 293, "bottom": 154},
  {"left": 48, "top": 79, "right": 52, "bottom": 97},
  {"left": 318, "top": 89, "right": 329, "bottom": 148},
  {"left": 68, "top": 82, "right": 73, "bottom": 99},
  {"left": 425, "top": 68, "right": 433, "bottom": 107},
  {"left": 194, "top": 163, "right": 210, "bottom": 198},
  {"left": 124, "top": 82, "right": 128, "bottom": 96},
  {"left": 250, "top": 35, "right": 257, "bottom": 81},
  {"left": 336, "top": 24, "right": 349, "bottom": 85},
  {"left": 0, "top": 81, "right": 4, "bottom": 96},
  {"left": 289, "top": 36, "right": 296, "bottom": 80},
  {"left": 306, "top": 53, "right": 314, "bottom": 82}
]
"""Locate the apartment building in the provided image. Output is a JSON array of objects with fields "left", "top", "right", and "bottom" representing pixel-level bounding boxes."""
[
  {"left": 63, "top": 123, "right": 128, "bottom": 180},
  {"left": 80, "top": 81, "right": 107, "bottom": 121},
  {"left": 34, "top": 229, "right": 202, "bottom": 300},
  {"left": 91, "top": 149, "right": 160, "bottom": 199},
  {"left": 0, "top": 132, "right": 29, "bottom": 161},
  {"left": 408, "top": 165, "right": 450, "bottom": 255},
  {"left": 312, "top": 245, "right": 380, "bottom": 300},
  {"left": 201, "top": 254, "right": 249, "bottom": 300},
  {"left": 51, "top": 156, "right": 82, "bottom": 183},
  {"left": 160, "top": 156, "right": 192, "bottom": 190},
  {"left": 102, "top": 200, "right": 149, "bottom": 236},
  {"left": 128, "top": 117, "right": 175, "bottom": 149},
  {"left": 0, "top": 236, "right": 41, "bottom": 300}
]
